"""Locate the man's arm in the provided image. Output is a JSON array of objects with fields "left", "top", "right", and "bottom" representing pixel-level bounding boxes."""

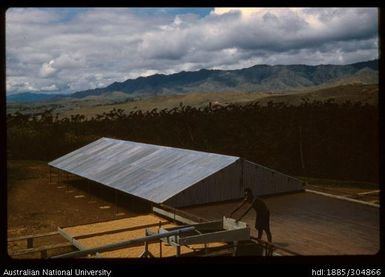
[
  {"left": 228, "top": 198, "right": 247, "bottom": 217},
  {"left": 236, "top": 204, "right": 253, "bottom": 222}
]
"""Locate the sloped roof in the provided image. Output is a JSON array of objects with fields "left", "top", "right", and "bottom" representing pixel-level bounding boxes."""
[{"left": 49, "top": 138, "right": 239, "bottom": 203}]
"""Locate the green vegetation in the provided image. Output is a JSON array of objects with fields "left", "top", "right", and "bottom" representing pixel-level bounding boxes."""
[{"left": 7, "top": 99, "right": 379, "bottom": 183}]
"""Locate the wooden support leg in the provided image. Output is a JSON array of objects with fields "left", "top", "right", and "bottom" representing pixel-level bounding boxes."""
[
  {"left": 175, "top": 232, "right": 180, "bottom": 257},
  {"left": 159, "top": 221, "right": 162, "bottom": 258},
  {"left": 41, "top": 249, "right": 48, "bottom": 259},
  {"left": 232, "top": 241, "right": 238, "bottom": 257},
  {"left": 114, "top": 191, "right": 117, "bottom": 216},
  {"left": 27, "top": 238, "right": 33, "bottom": 249},
  {"left": 139, "top": 241, "right": 155, "bottom": 258}
]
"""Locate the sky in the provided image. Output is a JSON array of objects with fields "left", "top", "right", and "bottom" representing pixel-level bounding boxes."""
[{"left": 6, "top": 8, "right": 379, "bottom": 95}]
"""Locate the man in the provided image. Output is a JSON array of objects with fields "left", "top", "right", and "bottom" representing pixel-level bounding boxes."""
[{"left": 229, "top": 188, "right": 272, "bottom": 243}]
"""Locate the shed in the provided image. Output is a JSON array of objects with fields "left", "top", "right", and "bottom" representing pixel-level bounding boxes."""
[{"left": 49, "top": 137, "right": 304, "bottom": 207}]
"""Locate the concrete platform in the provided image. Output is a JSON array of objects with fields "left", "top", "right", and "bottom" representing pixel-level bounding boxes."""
[{"left": 183, "top": 191, "right": 380, "bottom": 255}]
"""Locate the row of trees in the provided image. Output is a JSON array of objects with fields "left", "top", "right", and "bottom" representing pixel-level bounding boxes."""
[{"left": 7, "top": 100, "right": 379, "bottom": 182}]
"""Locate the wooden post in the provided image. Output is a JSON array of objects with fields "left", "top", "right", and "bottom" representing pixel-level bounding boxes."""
[
  {"left": 175, "top": 231, "right": 180, "bottom": 257},
  {"left": 144, "top": 241, "right": 148, "bottom": 255},
  {"left": 115, "top": 191, "right": 118, "bottom": 216},
  {"left": 41, "top": 249, "right": 48, "bottom": 259},
  {"left": 159, "top": 221, "right": 162, "bottom": 258},
  {"left": 299, "top": 125, "right": 305, "bottom": 171},
  {"left": 49, "top": 167, "right": 51, "bottom": 184},
  {"left": 240, "top": 158, "right": 244, "bottom": 193},
  {"left": 27, "top": 238, "right": 33, "bottom": 248},
  {"left": 232, "top": 241, "right": 238, "bottom": 256}
]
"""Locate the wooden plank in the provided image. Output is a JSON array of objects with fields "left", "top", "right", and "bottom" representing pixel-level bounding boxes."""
[
  {"left": 8, "top": 231, "right": 59, "bottom": 242},
  {"left": 179, "top": 228, "right": 249, "bottom": 245},
  {"left": 10, "top": 242, "right": 73, "bottom": 257},
  {"left": 73, "top": 221, "right": 169, "bottom": 240},
  {"left": 153, "top": 206, "right": 197, "bottom": 225},
  {"left": 159, "top": 204, "right": 209, "bottom": 223},
  {"left": 163, "top": 221, "right": 223, "bottom": 232},
  {"left": 57, "top": 227, "right": 86, "bottom": 250}
]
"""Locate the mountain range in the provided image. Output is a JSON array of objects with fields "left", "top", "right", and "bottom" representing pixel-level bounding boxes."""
[{"left": 7, "top": 59, "right": 378, "bottom": 103}]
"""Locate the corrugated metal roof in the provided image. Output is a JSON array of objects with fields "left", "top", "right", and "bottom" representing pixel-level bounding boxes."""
[{"left": 49, "top": 137, "right": 239, "bottom": 203}]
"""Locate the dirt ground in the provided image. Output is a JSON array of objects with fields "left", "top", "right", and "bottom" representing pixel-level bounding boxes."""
[{"left": 7, "top": 160, "right": 141, "bottom": 239}]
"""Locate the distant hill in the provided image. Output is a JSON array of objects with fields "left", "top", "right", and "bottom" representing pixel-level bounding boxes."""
[
  {"left": 6, "top": 92, "right": 65, "bottom": 103},
  {"left": 70, "top": 59, "right": 378, "bottom": 99},
  {"left": 7, "top": 59, "right": 378, "bottom": 103}
]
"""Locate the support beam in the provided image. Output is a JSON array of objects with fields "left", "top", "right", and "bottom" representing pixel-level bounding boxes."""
[
  {"left": 8, "top": 231, "right": 59, "bottom": 243},
  {"left": 153, "top": 206, "right": 197, "bottom": 225},
  {"left": 57, "top": 227, "right": 86, "bottom": 251},
  {"left": 158, "top": 221, "right": 162, "bottom": 258}
]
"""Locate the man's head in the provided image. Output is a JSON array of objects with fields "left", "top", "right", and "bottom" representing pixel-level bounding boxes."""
[{"left": 244, "top": 188, "right": 254, "bottom": 203}]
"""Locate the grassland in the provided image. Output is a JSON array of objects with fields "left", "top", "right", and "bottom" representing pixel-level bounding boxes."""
[{"left": 6, "top": 84, "right": 378, "bottom": 119}]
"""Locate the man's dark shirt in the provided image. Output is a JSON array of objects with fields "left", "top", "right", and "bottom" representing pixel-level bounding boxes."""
[
  {"left": 252, "top": 198, "right": 269, "bottom": 214},
  {"left": 251, "top": 197, "right": 270, "bottom": 229}
]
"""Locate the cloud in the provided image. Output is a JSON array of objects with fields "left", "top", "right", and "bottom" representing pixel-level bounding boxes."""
[
  {"left": 6, "top": 7, "right": 378, "bottom": 95},
  {"left": 41, "top": 84, "right": 59, "bottom": 91},
  {"left": 40, "top": 60, "right": 57, "bottom": 77}
]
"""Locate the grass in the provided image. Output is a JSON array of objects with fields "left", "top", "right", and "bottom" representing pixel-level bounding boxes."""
[
  {"left": 59, "top": 91, "right": 270, "bottom": 119},
  {"left": 297, "top": 176, "right": 379, "bottom": 190},
  {"left": 6, "top": 84, "right": 378, "bottom": 119}
]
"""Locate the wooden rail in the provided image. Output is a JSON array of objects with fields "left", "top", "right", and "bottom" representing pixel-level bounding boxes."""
[
  {"left": 9, "top": 242, "right": 74, "bottom": 258},
  {"left": 8, "top": 231, "right": 59, "bottom": 249},
  {"left": 250, "top": 236, "right": 300, "bottom": 256},
  {"left": 158, "top": 204, "right": 209, "bottom": 223}
]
